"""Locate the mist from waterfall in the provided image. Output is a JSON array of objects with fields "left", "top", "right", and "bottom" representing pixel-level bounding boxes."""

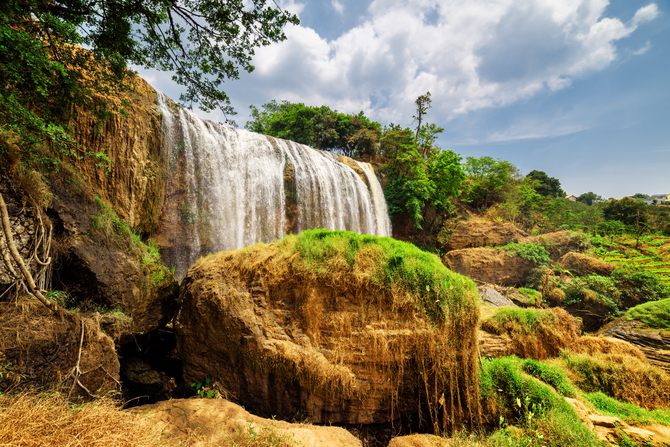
[{"left": 156, "top": 92, "right": 391, "bottom": 279}]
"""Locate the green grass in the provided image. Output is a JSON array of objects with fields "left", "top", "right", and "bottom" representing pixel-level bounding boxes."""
[
  {"left": 480, "top": 357, "right": 601, "bottom": 447},
  {"left": 625, "top": 298, "right": 670, "bottom": 330},
  {"left": 584, "top": 392, "right": 670, "bottom": 426},
  {"left": 280, "top": 229, "right": 478, "bottom": 324},
  {"left": 484, "top": 308, "right": 558, "bottom": 334},
  {"left": 518, "top": 288, "right": 542, "bottom": 306},
  {"left": 521, "top": 359, "right": 576, "bottom": 398}
]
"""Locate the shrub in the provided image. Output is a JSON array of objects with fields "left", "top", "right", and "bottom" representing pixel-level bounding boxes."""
[
  {"left": 562, "top": 274, "right": 621, "bottom": 314},
  {"left": 612, "top": 266, "right": 670, "bottom": 305},
  {"left": 500, "top": 242, "right": 551, "bottom": 266},
  {"left": 517, "top": 288, "right": 542, "bottom": 307}
]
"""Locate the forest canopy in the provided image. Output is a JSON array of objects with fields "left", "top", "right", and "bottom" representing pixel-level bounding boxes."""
[{"left": 0, "top": 0, "right": 298, "bottom": 169}]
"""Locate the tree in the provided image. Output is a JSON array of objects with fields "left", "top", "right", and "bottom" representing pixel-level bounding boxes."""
[
  {"left": 526, "top": 170, "right": 565, "bottom": 198},
  {"left": 1, "top": 0, "right": 298, "bottom": 170},
  {"left": 602, "top": 197, "right": 649, "bottom": 247},
  {"left": 463, "top": 156, "right": 520, "bottom": 209},
  {"left": 245, "top": 101, "right": 381, "bottom": 158},
  {"left": 576, "top": 192, "right": 603, "bottom": 206},
  {"left": 413, "top": 92, "right": 432, "bottom": 146}
]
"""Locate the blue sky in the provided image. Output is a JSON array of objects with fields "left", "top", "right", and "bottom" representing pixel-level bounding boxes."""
[{"left": 137, "top": 0, "right": 669, "bottom": 199}]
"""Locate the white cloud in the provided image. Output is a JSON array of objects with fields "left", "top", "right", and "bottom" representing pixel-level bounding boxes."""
[
  {"left": 332, "top": 0, "right": 344, "bottom": 14},
  {"left": 241, "top": 0, "right": 660, "bottom": 131},
  {"left": 633, "top": 41, "right": 652, "bottom": 55},
  {"left": 632, "top": 3, "right": 660, "bottom": 27}
]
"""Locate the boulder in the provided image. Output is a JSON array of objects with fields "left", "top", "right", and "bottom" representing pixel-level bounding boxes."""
[
  {"left": 443, "top": 248, "right": 536, "bottom": 287},
  {"left": 47, "top": 179, "right": 179, "bottom": 337},
  {"left": 175, "top": 234, "right": 480, "bottom": 426},
  {"left": 597, "top": 319, "right": 670, "bottom": 371},
  {"left": 444, "top": 219, "right": 527, "bottom": 251},
  {"left": 558, "top": 252, "right": 615, "bottom": 277},
  {"left": 478, "top": 286, "right": 517, "bottom": 307},
  {"left": 131, "top": 398, "right": 362, "bottom": 447}
]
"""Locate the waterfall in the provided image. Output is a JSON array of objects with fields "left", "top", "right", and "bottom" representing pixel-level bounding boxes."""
[
  {"left": 156, "top": 92, "right": 391, "bottom": 279},
  {"left": 356, "top": 161, "right": 392, "bottom": 237}
]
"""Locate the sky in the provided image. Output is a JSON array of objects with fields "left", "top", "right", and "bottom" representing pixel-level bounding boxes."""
[{"left": 135, "top": 0, "right": 670, "bottom": 199}]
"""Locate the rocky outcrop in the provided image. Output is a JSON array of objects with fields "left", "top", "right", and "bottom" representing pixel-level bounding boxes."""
[
  {"left": 175, "top": 238, "right": 480, "bottom": 426},
  {"left": 444, "top": 219, "right": 527, "bottom": 251},
  {"left": 443, "top": 248, "right": 536, "bottom": 286},
  {"left": 566, "top": 397, "right": 670, "bottom": 446},
  {"left": 47, "top": 180, "right": 179, "bottom": 336},
  {"left": 70, "top": 75, "right": 164, "bottom": 234},
  {"left": 0, "top": 298, "right": 120, "bottom": 398},
  {"left": 597, "top": 319, "right": 670, "bottom": 371},
  {"left": 132, "top": 398, "right": 362, "bottom": 447},
  {"left": 559, "top": 252, "right": 615, "bottom": 277}
]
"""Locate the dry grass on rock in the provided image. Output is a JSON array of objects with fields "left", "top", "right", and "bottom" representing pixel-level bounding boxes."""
[
  {"left": 480, "top": 307, "right": 579, "bottom": 360},
  {"left": 0, "top": 392, "right": 168, "bottom": 447},
  {"left": 562, "top": 350, "right": 670, "bottom": 410}
]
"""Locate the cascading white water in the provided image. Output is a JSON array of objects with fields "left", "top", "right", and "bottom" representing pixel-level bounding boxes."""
[
  {"left": 156, "top": 92, "right": 391, "bottom": 279},
  {"left": 356, "top": 161, "right": 392, "bottom": 237}
]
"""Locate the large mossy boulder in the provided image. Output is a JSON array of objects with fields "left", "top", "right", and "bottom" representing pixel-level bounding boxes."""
[{"left": 176, "top": 230, "right": 481, "bottom": 428}]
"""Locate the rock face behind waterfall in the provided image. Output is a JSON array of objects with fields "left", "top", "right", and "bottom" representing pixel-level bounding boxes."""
[{"left": 175, "top": 231, "right": 481, "bottom": 426}]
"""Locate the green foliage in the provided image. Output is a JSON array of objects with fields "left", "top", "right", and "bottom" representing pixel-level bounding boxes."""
[
  {"left": 480, "top": 357, "right": 599, "bottom": 447},
  {"left": 612, "top": 266, "right": 670, "bottom": 304},
  {"left": 191, "top": 378, "right": 218, "bottom": 399},
  {"left": 625, "top": 298, "right": 670, "bottom": 330},
  {"left": 384, "top": 142, "right": 465, "bottom": 227},
  {"left": 584, "top": 392, "right": 670, "bottom": 426},
  {"left": 562, "top": 274, "right": 621, "bottom": 314},
  {"left": 1, "top": 0, "right": 297, "bottom": 178},
  {"left": 576, "top": 192, "right": 603, "bottom": 206},
  {"left": 500, "top": 242, "right": 552, "bottom": 265},
  {"left": 280, "top": 229, "right": 478, "bottom": 324},
  {"left": 90, "top": 197, "right": 173, "bottom": 292},
  {"left": 526, "top": 170, "right": 565, "bottom": 198},
  {"left": 520, "top": 359, "right": 576, "bottom": 397},
  {"left": 518, "top": 288, "right": 542, "bottom": 306},
  {"left": 245, "top": 101, "right": 381, "bottom": 157},
  {"left": 463, "top": 156, "right": 520, "bottom": 209}
]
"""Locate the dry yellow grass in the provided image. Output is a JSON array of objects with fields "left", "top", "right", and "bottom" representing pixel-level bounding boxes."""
[
  {"left": 0, "top": 392, "right": 168, "bottom": 447},
  {"left": 480, "top": 307, "right": 579, "bottom": 360},
  {"left": 562, "top": 350, "right": 670, "bottom": 409}
]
